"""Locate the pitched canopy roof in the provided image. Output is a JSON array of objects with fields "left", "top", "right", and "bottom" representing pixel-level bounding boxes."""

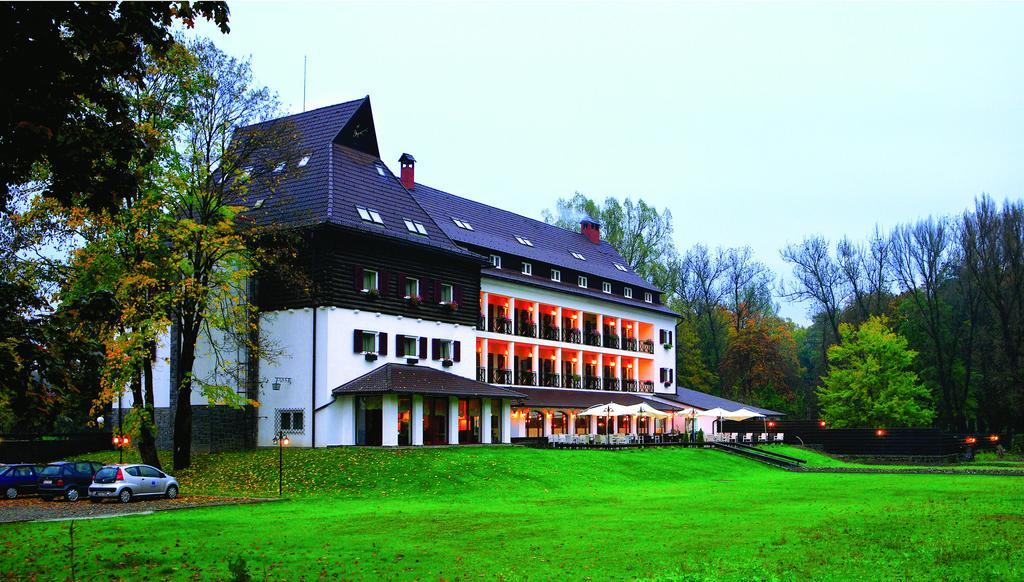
[
  {"left": 662, "top": 386, "right": 784, "bottom": 417},
  {"left": 509, "top": 388, "right": 681, "bottom": 411},
  {"left": 411, "top": 183, "right": 661, "bottom": 293},
  {"left": 332, "top": 364, "right": 525, "bottom": 399}
]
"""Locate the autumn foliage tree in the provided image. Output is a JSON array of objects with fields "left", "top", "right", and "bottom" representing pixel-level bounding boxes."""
[{"left": 719, "top": 312, "right": 801, "bottom": 415}]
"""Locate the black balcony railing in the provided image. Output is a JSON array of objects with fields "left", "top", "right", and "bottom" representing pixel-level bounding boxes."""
[
  {"left": 477, "top": 367, "right": 487, "bottom": 382},
  {"left": 490, "top": 368, "right": 512, "bottom": 384},
  {"left": 541, "top": 373, "right": 561, "bottom": 388},
  {"left": 542, "top": 326, "right": 561, "bottom": 341},
  {"left": 584, "top": 331, "right": 602, "bottom": 347},
  {"left": 640, "top": 339, "right": 655, "bottom": 354},
  {"left": 516, "top": 322, "right": 537, "bottom": 338},
  {"left": 640, "top": 380, "right": 655, "bottom": 393},
  {"left": 563, "top": 375, "right": 582, "bottom": 389},
  {"left": 491, "top": 317, "right": 513, "bottom": 335},
  {"left": 623, "top": 379, "right": 638, "bottom": 392},
  {"left": 584, "top": 375, "right": 601, "bottom": 390},
  {"left": 623, "top": 337, "right": 638, "bottom": 352},
  {"left": 603, "top": 334, "right": 620, "bottom": 349},
  {"left": 603, "top": 377, "right": 620, "bottom": 391},
  {"left": 563, "top": 328, "right": 582, "bottom": 344},
  {"left": 516, "top": 370, "right": 537, "bottom": 386}
]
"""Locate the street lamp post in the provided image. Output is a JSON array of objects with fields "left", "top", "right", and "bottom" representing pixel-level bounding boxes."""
[
  {"left": 112, "top": 433, "right": 130, "bottom": 464},
  {"left": 271, "top": 430, "right": 290, "bottom": 496}
]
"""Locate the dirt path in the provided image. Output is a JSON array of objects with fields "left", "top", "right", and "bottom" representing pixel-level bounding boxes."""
[{"left": 0, "top": 495, "right": 279, "bottom": 524}]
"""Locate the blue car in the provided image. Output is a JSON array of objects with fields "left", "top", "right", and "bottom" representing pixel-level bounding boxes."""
[{"left": 0, "top": 463, "right": 44, "bottom": 499}]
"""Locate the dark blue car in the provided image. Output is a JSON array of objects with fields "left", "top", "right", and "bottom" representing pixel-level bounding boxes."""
[{"left": 0, "top": 463, "right": 44, "bottom": 499}]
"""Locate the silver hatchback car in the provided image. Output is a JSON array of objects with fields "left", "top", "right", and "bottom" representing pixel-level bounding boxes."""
[{"left": 88, "top": 464, "right": 179, "bottom": 504}]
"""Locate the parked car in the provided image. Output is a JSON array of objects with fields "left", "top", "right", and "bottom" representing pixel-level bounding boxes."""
[
  {"left": 37, "top": 461, "right": 104, "bottom": 501},
  {"left": 0, "top": 464, "right": 44, "bottom": 499},
  {"left": 89, "top": 464, "right": 179, "bottom": 504}
]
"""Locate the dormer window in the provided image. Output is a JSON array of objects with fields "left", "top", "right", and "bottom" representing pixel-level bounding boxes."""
[
  {"left": 515, "top": 236, "right": 534, "bottom": 247},
  {"left": 404, "top": 219, "right": 427, "bottom": 235},
  {"left": 644, "top": 292, "right": 653, "bottom": 303},
  {"left": 491, "top": 255, "right": 501, "bottom": 269},
  {"left": 453, "top": 218, "right": 474, "bottom": 230},
  {"left": 551, "top": 269, "right": 561, "bottom": 283},
  {"left": 357, "top": 206, "right": 384, "bottom": 225},
  {"left": 578, "top": 275, "right": 588, "bottom": 288},
  {"left": 614, "top": 263, "right": 628, "bottom": 272},
  {"left": 602, "top": 282, "right": 612, "bottom": 294},
  {"left": 273, "top": 162, "right": 285, "bottom": 173},
  {"left": 522, "top": 262, "right": 532, "bottom": 276},
  {"left": 624, "top": 287, "right": 633, "bottom": 299},
  {"left": 571, "top": 251, "right": 586, "bottom": 261},
  {"left": 376, "top": 165, "right": 386, "bottom": 176},
  {"left": 298, "top": 155, "right": 311, "bottom": 167}
]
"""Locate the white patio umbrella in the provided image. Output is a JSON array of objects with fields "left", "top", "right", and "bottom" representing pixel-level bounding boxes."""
[
  {"left": 577, "top": 402, "right": 632, "bottom": 435},
  {"left": 696, "top": 407, "right": 732, "bottom": 435},
  {"left": 722, "top": 408, "right": 764, "bottom": 421},
  {"left": 675, "top": 407, "right": 699, "bottom": 434},
  {"left": 623, "top": 402, "right": 671, "bottom": 435}
]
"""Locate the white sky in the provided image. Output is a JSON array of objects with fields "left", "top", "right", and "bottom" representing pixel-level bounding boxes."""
[{"left": 195, "top": 1, "right": 1024, "bottom": 324}]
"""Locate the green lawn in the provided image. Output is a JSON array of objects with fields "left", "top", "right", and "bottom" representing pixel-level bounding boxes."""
[
  {"left": 2, "top": 447, "right": 1023, "bottom": 581},
  {"left": 759, "top": 444, "right": 1024, "bottom": 472}
]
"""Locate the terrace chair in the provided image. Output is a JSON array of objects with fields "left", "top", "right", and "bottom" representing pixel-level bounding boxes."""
[
  {"left": 760, "top": 433, "right": 769, "bottom": 444},
  {"left": 742, "top": 433, "right": 753, "bottom": 444},
  {"left": 774, "top": 433, "right": 784, "bottom": 443}
]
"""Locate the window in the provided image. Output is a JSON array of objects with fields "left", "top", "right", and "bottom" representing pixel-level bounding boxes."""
[
  {"left": 644, "top": 292, "right": 653, "bottom": 303},
  {"left": 357, "top": 206, "right": 384, "bottom": 224},
  {"left": 515, "top": 235, "right": 534, "bottom": 247},
  {"left": 277, "top": 409, "right": 305, "bottom": 434},
  {"left": 404, "top": 219, "right": 427, "bottom": 235},
  {"left": 403, "top": 336, "right": 419, "bottom": 358},
  {"left": 360, "top": 331, "right": 380, "bottom": 353},
  {"left": 491, "top": 255, "right": 502, "bottom": 269},
  {"left": 440, "top": 339, "right": 453, "bottom": 360},
  {"left": 405, "top": 277, "right": 420, "bottom": 298},
  {"left": 602, "top": 281, "right": 612, "bottom": 294},
  {"left": 453, "top": 218, "right": 474, "bottom": 230},
  {"left": 441, "top": 283, "right": 454, "bottom": 304},
  {"left": 362, "top": 269, "right": 379, "bottom": 292},
  {"left": 578, "top": 275, "right": 588, "bottom": 288},
  {"left": 376, "top": 165, "right": 386, "bottom": 176},
  {"left": 522, "top": 262, "right": 532, "bottom": 276},
  {"left": 614, "top": 263, "right": 628, "bottom": 272},
  {"left": 274, "top": 162, "right": 285, "bottom": 173},
  {"left": 571, "top": 251, "right": 586, "bottom": 260},
  {"left": 298, "top": 155, "right": 311, "bottom": 167},
  {"left": 551, "top": 269, "right": 561, "bottom": 283},
  {"left": 624, "top": 287, "right": 633, "bottom": 299}
]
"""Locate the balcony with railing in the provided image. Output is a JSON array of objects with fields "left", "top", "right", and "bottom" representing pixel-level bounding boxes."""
[
  {"left": 515, "top": 370, "right": 537, "bottom": 386},
  {"left": 603, "top": 377, "right": 620, "bottom": 391},
  {"left": 584, "top": 375, "right": 602, "bottom": 390},
  {"left": 477, "top": 367, "right": 487, "bottom": 382},
  {"left": 516, "top": 321, "right": 537, "bottom": 339},
  {"left": 489, "top": 368, "right": 512, "bottom": 384},
  {"left": 603, "top": 334, "right": 620, "bottom": 350},
  {"left": 623, "top": 379, "right": 638, "bottom": 392},
  {"left": 541, "top": 373, "right": 561, "bottom": 388},
  {"left": 584, "top": 331, "right": 602, "bottom": 347},
  {"left": 541, "top": 325, "right": 561, "bottom": 341},
  {"left": 490, "top": 316, "right": 513, "bottom": 335},
  {"left": 640, "top": 380, "right": 655, "bottom": 393},
  {"left": 639, "top": 339, "right": 655, "bottom": 354},
  {"left": 562, "top": 374, "right": 582, "bottom": 389},
  {"left": 623, "top": 337, "right": 638, "bottom": 352},
  {"left": 563, "top": 328, "right": 582, "bottom": 344}
]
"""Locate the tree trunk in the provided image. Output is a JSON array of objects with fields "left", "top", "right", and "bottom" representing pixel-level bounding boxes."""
[
  {"left": 138, "top": 342, "right": 161, "bottom": 469},
  {"left": 173, "top": 326, "right": 199, "bottom": 470}
]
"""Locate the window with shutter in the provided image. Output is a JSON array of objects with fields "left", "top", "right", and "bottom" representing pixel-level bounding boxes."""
[
  {"left": 379, "top": 332, "right": 388, "bottom": 355},
  {"left": 396, "top": 335, "right": 405, "bottom": 357},
  {"left": 453, "top": 341, "right": 461, "bottom": 362},
  {"left": 419, "top": 337, "right": 428, "bottom": 359},
  {"left": 403, "top": 336, "right": 419, "bottom": 358},
  {"left": 432, "top": 338, "right": 441, "bottom": 360},
  {"left": 353, "top": 330, "right": 363, "bottom": 353},
  {"left": 353, "top": 267, "right": 364, "bottom": 292}
]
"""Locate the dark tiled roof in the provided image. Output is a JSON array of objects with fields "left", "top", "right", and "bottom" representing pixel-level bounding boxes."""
[
  {"left": 332, "top": 364, "right": 525, "bottom": 398},
  {"left": 483, "top": 267, "right": 678, "bottom": 317},
  {"left": 661, "top": 386, "right": 784, "bottom": 417},
  {"left": 411, "top": 183, "right": 661, "bottom": 292},
  {"left": 236, "top": 98, "right": 481, "bottom": 260},
  {"left": 510, "top": 388, "right": 682, "bottom": 411}
]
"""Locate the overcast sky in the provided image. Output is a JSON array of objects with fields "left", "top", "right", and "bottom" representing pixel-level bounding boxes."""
[{"left": 194, "top": 1, "right": 1024, "bottom": 324}]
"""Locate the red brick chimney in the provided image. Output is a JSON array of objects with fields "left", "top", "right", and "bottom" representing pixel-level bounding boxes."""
[
  {"left": 399, "top": 153, "right": 416, "bottom": 190},
  {"left": 581, "top": 216, "right": 601, "bottom": 244}
]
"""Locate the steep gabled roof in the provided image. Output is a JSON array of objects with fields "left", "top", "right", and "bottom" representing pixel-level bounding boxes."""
[
  {"left": 236, "top": 97, "right": 480, "bottom": 260},
  {"left": 412, "top": 183, "right": 661, "bottom": 292}
]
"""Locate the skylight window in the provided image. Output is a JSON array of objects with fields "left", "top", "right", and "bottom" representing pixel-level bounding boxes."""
[
  {"left": 357, "top": 206, "right": 384, "bottom": 225},
  {"left": 404, "top": 220, "right": 427, "bottom": 235},
  {"left": 452, "top": 218, "right": 474, "bottom": 230},
  {"left": 298, "top": 155, "right": 311, "bottom": 167},
  {"left": 376, "top": 165, "right": 386, "bottom": 176},
  {"left": 614, "top": 263, "right": 628, "bottom": 272},
  {"left": 515, "top": 236, "right": 534, "bottom": 247},
  {"left": 571, "top": 251, "right": 586, "bottom": 260}
]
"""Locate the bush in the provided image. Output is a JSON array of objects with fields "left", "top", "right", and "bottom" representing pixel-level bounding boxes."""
[
  {"left": 227, "top": 555, "right": 251, "bottom": 582},
  {"left": 696, "top": 429, "right": 704, "bottom": 443},
  {"left": 681, "top": 432, "right": 689, "bottom": 443},
  {"left": 1012, "top": 434, "right": 1024, "bottom": 455}
]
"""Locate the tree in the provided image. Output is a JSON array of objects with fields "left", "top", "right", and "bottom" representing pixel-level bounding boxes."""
[
  {"left": 719, "top": 313, "right": 801, "bottom": 415},
  {"left": 722, "top": 246, "right": 774, "bottom": 330},
  {"left": 818, "top": 317, "right": 934, "bottom": 428},
  {"left": 678, "top": 244, "right": 729, "bottom": 379},
  {"left": 674, "top": 317, "right": 716, "bottom": 393},
  {"left": 781, "top": 235, "right": 845, "bottom": 361},
  {"left": 1, "top": 2, "right": 229, "bottom": 212}
]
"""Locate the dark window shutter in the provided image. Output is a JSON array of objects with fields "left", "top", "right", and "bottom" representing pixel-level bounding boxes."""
[
  {"left": 659, "top": 329, "right": 666, "bottom": 344},
  {"left": 353, "top": 329, "right": 363, "bottom": 353},
  {"left": 670, "top": 369, "right": 675, "bottom": 384},
  {"left": 396, "top": 335, "right": 405, "bottom": 357},
  {"left": 380, "top": 271, "right": 389, "bottom": 297},
  {"left": 669, "top": 331, "right": 674, "bottom": 346},
  {"left": 434, "top": 280, "right": 443, "bottom": 303},
  {"left": 454, "top": 285, "right": 463, "bottom": 305},
  {"left": 397, "top": 274, "right": 406, "bottom": 297},
  {"left": 432, "top": 338, "right": 441, "bottom": 360},
  {"left": 379, "top": 332, "right": 388, "bottom": 355},
  {"left": 354, "top": 266, "right": 363, "bottom": 292},
  {"left": 423, "top": 278, "right": 433, "bottom": 302},
  {"left": 453, "top": 341, "right": 461, "bottom": 362},
  {"left": 659, "top": 368, "right": 666, "bottom": 382},
  {"left": 419, "top": 337, "right": 427, "bottom": 359}
]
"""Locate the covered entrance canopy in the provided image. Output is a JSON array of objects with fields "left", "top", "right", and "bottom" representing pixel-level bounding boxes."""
[{"left": 510, "top": 388, "right": 681, "bottom": 437}]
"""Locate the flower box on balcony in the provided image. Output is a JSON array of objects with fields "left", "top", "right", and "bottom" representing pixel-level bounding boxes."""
[
  {"left": 406, "top": 357, "right": 419, "bottom": 365},
  {"left": 405, "top": 294, "right": 422, "bottom": 307},
  {"left": 364, "top": 353, "right": 378, "bottom": 362},
  {"left": 361, "top": 288, "right": 380, "bottom": 299},
  {"left": 442, "top": 359, "right": 454, "bottom": 368}
]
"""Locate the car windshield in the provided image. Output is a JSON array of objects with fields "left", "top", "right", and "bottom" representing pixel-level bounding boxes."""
[
  {"left": 94, "top": 467, "right": 118, "bottom": 482},
  {"left": 39, "top": 465, "right": 62, "bottom": 476}
]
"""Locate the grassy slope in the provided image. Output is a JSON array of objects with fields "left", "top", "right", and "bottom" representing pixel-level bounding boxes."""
[
  {"left": 760, "top": 444, "right": 1024, "bottom": 471},
  {"left": 1, "top": 447, "right": 1022, "bottom": 581}
]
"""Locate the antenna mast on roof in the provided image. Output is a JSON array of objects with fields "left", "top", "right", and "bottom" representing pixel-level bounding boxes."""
[{"left": 302, "top": 55, "right": 308, "bottom": 112}]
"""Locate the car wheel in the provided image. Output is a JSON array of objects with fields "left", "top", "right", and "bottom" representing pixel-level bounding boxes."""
[
  {"left": 66, "top": 488, "right": 80, "bottom": 502},
  {"left": 5, "top": 487, "right": 17, "bottom": 500},
  {"left": 165, "top": 485, "right": 178, "bottom": 499},
  {"left": 118, "top": 489, "right": 132, "bottom": 504}
]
